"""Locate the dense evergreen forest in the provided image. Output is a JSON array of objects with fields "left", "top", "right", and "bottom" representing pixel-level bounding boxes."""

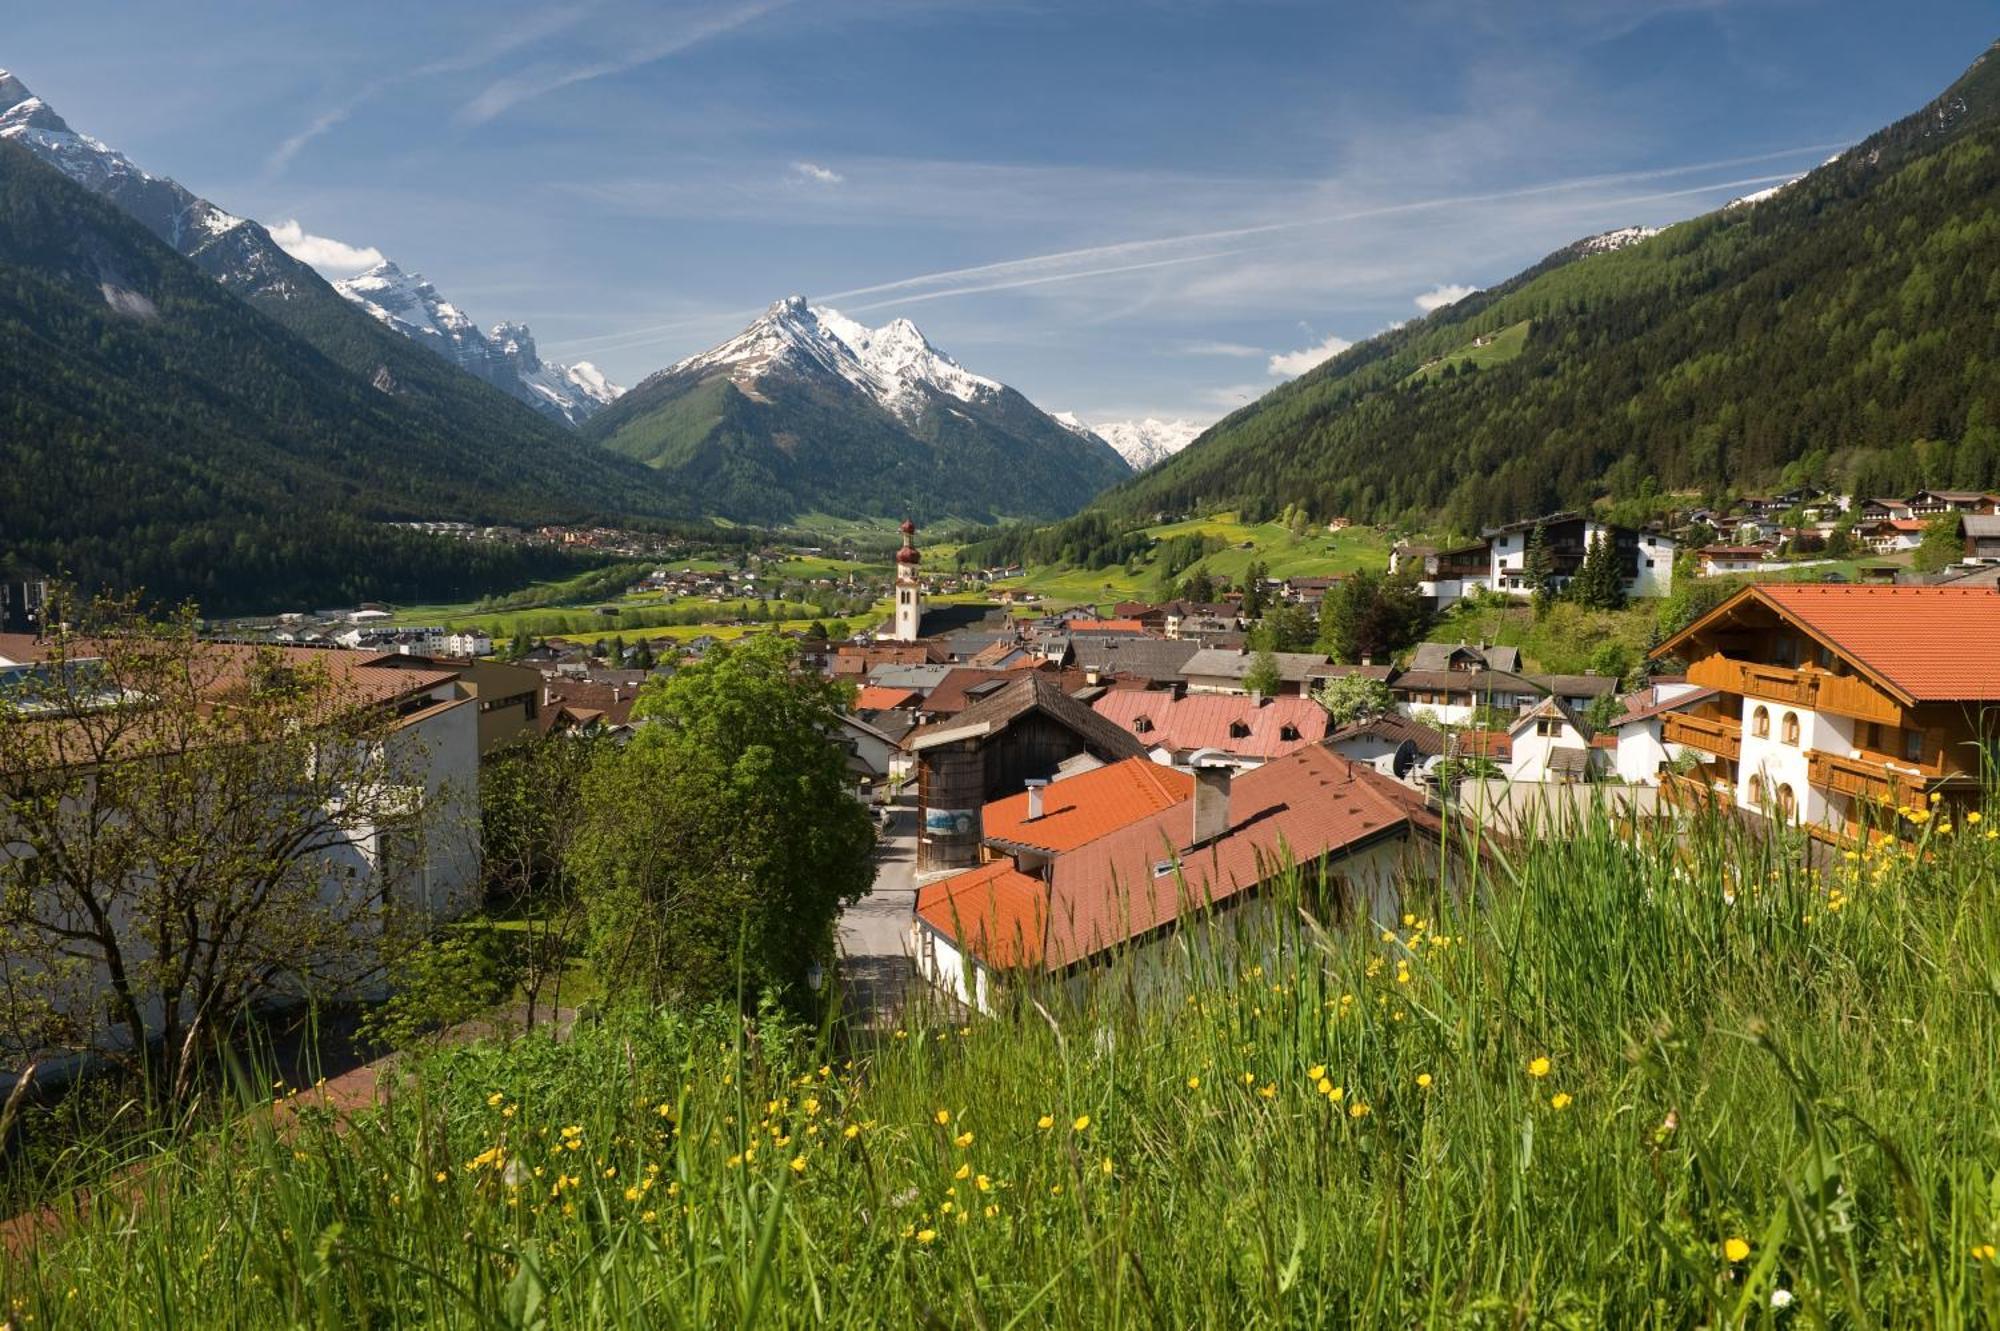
[
  {"left": 0, "top": 142, "right": 686, "bottom": 612},
  {"left": 1094, "top": 43, "right": 2000, "bottom": 534}
]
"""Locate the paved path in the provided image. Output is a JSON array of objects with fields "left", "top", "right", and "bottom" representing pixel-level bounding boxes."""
[{"left": 836, "top": 796, "right": 920, "bottom": 1022}]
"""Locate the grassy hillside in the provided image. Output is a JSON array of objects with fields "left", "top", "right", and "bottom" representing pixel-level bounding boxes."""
[
  {"left": 11, "top": 808, "right": 1999, "bottom": 1324},
  {"left": 0, "top": 142, "right": 680, "bottom": 612},
  {"left": 1096, "top": 42, "right": 2000, "bottom": 534}
]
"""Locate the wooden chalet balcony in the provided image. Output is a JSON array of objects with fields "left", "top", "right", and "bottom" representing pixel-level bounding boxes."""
[
  {"left": 1662, "top": 711, "right": 1740, "bottom": 761},
  {"left": 1684, "top": 656, "right": 1904, "bottom": 725},
  {"left": 1806, "top": 749, "right": 1938, "bottom": 807},
  {"left": 1661, "top": 769, "right": 1732, "bottom": 812}
]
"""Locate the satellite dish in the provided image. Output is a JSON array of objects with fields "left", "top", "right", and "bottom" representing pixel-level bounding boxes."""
[{"left": 1391, "top": 738, "right": 1419, "bottom": 780}]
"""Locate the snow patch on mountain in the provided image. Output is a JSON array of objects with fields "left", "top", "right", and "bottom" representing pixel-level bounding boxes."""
[
  {"left": 666, "top": 296, "right": 1000, "bottom": 424},
  {"left": 1055, "top": 413, "right": 1205, "bottom": 471},
  {"left": 335, "top": 262, "right": 619, "bottom": 425},
  {"left": 1572, "top": 225, "right": 1659, "bottom": 256}
]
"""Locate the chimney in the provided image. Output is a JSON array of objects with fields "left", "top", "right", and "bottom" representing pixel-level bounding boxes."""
[
  {"left": 1191, "top": 761, "right": 1232, "bottom": 844},
  {"left": 1025, "top": 778, "right": 1048, "bottom": 821},
  {"left": 1360, "top": 652, "right": 1374, "bottom": 667},
  {"left": 543, "top": 685, "right": 553, "bottom": 706}
]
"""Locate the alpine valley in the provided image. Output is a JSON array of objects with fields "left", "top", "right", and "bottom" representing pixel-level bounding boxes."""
[{"left": 583, "top": 297, "right": 1133, "bottom": 524}]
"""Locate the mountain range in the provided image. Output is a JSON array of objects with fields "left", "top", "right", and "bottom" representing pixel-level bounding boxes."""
[
  {"left": 333, "top": 261, "right": 619, "bottom": 426},
  {"left": 1084, "top": 41, "right": 2000, "bottom": 537},
  {"left": 583, "top": 296, "right": 1132, "bottom": 524},
  {"left": 1055, "top": 415, "right": 1206, "bottom": 471}
]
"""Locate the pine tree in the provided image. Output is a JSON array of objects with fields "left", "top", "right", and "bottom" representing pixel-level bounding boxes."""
[{"left": 1525, "top": 523, "right": 1555, "bottom": 618}]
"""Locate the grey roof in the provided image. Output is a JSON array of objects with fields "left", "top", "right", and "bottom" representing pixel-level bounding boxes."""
[
  {"left": 1961, "top": 514, "right": 2000, "bottom": 538},
  {"left": 1068, "top": 636, "right": 1201, "bottom": 683},
  {"left": 1391, "top": 668, "right": 1541, "bottom": 697},
  {"left": 1516, "top": 694, "right": 1591, "bottom": 738},
  {"left": 1530, "top": 673, "right": 1620, "bottom": 699},
  {"left": 1545, "top": 746, "right": 1594, "bottom": 775},
  {"left": 1408, "top": 641, "right": 1523, "bottom": 674},
  {"left": 1180, "top": 649, "right": 1331, "bottom": 683},
  {"left": 866, "top": 663, "right": 953, "bottom": 692},
  {"left": 1326, "top": 713, "right": 1447, "bottom": 757}
]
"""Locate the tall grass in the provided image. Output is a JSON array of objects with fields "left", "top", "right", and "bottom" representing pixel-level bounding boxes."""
[{"left": 5, "top": 806, "right": 1999, "bottom": 1326}]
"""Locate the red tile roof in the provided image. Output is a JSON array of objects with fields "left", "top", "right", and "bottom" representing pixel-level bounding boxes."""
[
  {"left": 1041, "top": 746, "right": 1438, "bottom": 970},
  {"left": 1451, "top": 729, "right": 1513, "bottom": 762},
  {"left": 1066, "top": 619, "right": 1147, "bottom": 634},
  {"left": 918, "top": 746, "right": 1439, "bottom": 973},
  {"left": 914, "top": 863, "right": 1047, "bottom": 968},
  {"left": 1675, "top": 585, "right": 2000, "bottom": 702},
  {"left": 982, "top": 756, "right": 1192, "bottom": 853},
  {"left": 1092, "top": 690, "right": 1329, "bottom": 758},
  {"left": 851, "top": 685, "right": 921, "bottom": 711}
]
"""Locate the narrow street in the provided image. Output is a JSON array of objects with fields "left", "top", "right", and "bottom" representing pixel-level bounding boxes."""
[{"left": 836, "top": 795, "right": 919, "bottom": 1023}]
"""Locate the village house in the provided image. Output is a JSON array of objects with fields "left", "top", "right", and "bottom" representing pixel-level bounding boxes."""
[
  {"left": 1857, "top": 518, "right": 1925, "bottom": 553},
  {"left": 1698, "top": 545, "right": 1775, "bottom": 577},
  {"left": 1503, "top": 697, "right": 1599, "bottom": 784},
  {"left": 905, "top": 672, "right": 1148, "bottom": 871},
  {"left": 1323, "top": 712, "right": 1447, "bottom": 773},
  {"left": 1907, "top": 490, "right": 1999, "bottom": 517},
  {"left": 911, "top": 747, "right": 1446, "bottom": 1013},
  {"left": 1652, "top": 584, "right": 2000, "bottom": 848},
  {"left": 1963, "top": 514, "right": 2000, "bottom": 562},
  {"left": 1597, "top": 682, "right": 1717, "bottom": 786},
  {"left": 1179, "top": 647, "right": 1331, "bottom": 696}
]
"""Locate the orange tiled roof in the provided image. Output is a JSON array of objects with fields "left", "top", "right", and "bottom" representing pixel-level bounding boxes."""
[
  {"left": 1727, "top": 585, "right": 2000, "bottom": 702},
  {"left": 982, "top": 756, "right": 1192, "bottom": 853},
  {"left": 914, "top": 862, "right": 1048, "bottom": 968},
  {"left": 1040, "top": 746, "right": 1437, "bottom": 970},
  {"left": 851, "top": 685, "right": 921, "bottom": 711}
]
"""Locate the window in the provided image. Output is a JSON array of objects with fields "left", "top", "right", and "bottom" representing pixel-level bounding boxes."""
[
  {"left": 1133, "top": 716, "right": 1153, "bottom": 735},
  {"left": 1228, "top": 721, "right": 1251, "bottom": 740},
  {"left": 1905, "top": 729, "right": 1925, "bottom": 763},
  {"left": 1537, "top": 718, "right": 1562, "bottom": 737},
  {"left": 1747, "top": 773, "right": 1765, "bottom": 806},
  {"left": 1752, "top": 705, "right": 1771, "bottom": 738},
  {"left": 1279, "top": 724, "right": 1301, "bottom": 742},
  {"left": 1780, "top": 712, "right": 1800, "bottom": 746},
  {"left": 1776, "top": 783, "right": 1797, "bottom": 822}
]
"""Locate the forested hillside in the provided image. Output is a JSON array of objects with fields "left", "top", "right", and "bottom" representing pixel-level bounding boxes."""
[
  {"left": 1100, "top": 42, "right": 2000, "bottom": 533},
  {"left": 0, "top": 142, "right": 667, "bottom": 611}
]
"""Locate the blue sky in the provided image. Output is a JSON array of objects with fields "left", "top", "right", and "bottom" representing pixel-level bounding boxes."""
[{"left": 7, "top": 2, "right": 1994, "bottom": 423}]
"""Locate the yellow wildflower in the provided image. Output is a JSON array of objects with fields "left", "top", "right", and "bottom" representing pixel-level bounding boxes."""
[
  {"left": 1527, "top": 1055, "right": 1551, "bottom": 1079},
  {"left": 954, "top": 1163, "right": 971, "bottom": 1180},
  {"left": 933, "top": 1108, "right": 952, "bottom": 1125},
  {"left": 487, "top": 1092, "right": 505, "bottom": 1108},
  {"left": 1072, "top": 1114, "right": 1091, "bottom": 1132},
  {"left": 1416, "top": 1073, "right": 1433, "bottom": 1089},
  {"left": 916, "top": 1228, "right": 937, "bottom": 1245},
  {"left": 1307, "top": 1064, "right": 1326, "bottom": 1081},
  {"left": 1723, "top": 1237, "right": 1750, "bottom": 1263},
  {"left": 1036, "top": 1114, "right": 1054, "bottom": 1130},
  {"left": 954, "top": 1131, "right": 974, "bottom": 1148},
  {"left": 1348, "top": 1102, "right": 1370, "bottom": 1119},
  {"left": 1550, "top": 1092, "right": 1573, "bottom": 1111},
  {"left": 1186, "top": 1076, "right": 1200, "bottom": 1090},
  {"left": 790, "top": 1155, "right": 807, "bottom": 1176},
  {"left": 843, "top": 1124, "right": 861, "bottom": 1140}
]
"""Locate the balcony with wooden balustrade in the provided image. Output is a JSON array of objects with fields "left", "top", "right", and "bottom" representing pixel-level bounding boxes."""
[
  {"left": 1805, "top": 748, "right": 1942, "bottom": 808},
  {"left": 1663, "top": 711, "right": 1741, "bottom": 761},
  {"left": 1683, "top": 655, "right": 1905, "bottom": 725}
]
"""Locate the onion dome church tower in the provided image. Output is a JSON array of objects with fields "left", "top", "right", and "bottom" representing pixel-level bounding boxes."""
[{"left": 892, "top": 519, "right": 924, "bottom": 643}]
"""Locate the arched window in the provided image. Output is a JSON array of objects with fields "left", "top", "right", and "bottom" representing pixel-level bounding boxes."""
[
  {"left": 1780, "top": 712, "right": 1800, "bottom": 747},
  {"left": 1752, "top": 705, "right": 1771, "bottom": 738},
  {"left": 1776, "top": 783, "right": 1797, "bottom": 822},
  {"left": 1747, "top": 773, "right": 1765, "bottom": 807}
]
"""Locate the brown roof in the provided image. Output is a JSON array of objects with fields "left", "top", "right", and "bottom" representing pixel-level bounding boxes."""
[
  {"left": 1326, "top": 712, "right": 1447, "bottom": 756},
  {"left": 1658, "top": 584, "right": 2000, "bottom": 703},
  {"left": 537, "top": 678, "right": 639, "bottom": 732},
  {"left": 921, "top": 668, "right": 1030, "bottom": 717},
  {"left": 851, "top": 685, "right": 921, "bottom": 711},
  {"left": 906, "top": 672, "right": 1146, "bottom": 758}
]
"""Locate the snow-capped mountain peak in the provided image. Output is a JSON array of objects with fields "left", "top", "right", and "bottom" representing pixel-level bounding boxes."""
[
  {"left": 1571, "top": 225, "right": 1660, "bottom": 257},
  {"left": 1055, "top": 414, "right": 1205, "bottom": 471},
  {"left": 333, "top": 261, "right": 619, "bottom": 425},
  {"left": 0, "top": 70, "right": 248, "bottom": 254},
  {"left": 667, "top": 296, "right": 999, "bottom": 423}
]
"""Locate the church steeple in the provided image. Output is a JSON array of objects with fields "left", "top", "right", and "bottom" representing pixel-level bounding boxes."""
[{"left": 892, "top": 519, "right": 923, "bottom": 643}]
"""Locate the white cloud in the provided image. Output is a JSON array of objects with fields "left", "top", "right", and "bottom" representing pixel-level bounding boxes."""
[
  {"left": 267, "top": 220, "right": 385, "bottom": 275},
  {"left": 1415, "top": 282, "right": 1477, "bottom": 312},
  {"left": 789, "top": 160, "right": 844, "bottom": 186},
  {"left": 1267, "top": 332, "right": 1352, "bottom": 379}
]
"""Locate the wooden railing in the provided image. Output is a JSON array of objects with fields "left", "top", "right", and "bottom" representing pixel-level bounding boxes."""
[
  {"left": 1683, "top": 655, "right": 1904, "bottom": 725},
  {"left": 1663, "top": 711, "right": 1741, "bottom": 761},
  {"left": 1661, "top": 769, "right": 1731, "bottom": 812},
  {"left": 1806, "top": 749, "right": 1933, "bottom": 807}
]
